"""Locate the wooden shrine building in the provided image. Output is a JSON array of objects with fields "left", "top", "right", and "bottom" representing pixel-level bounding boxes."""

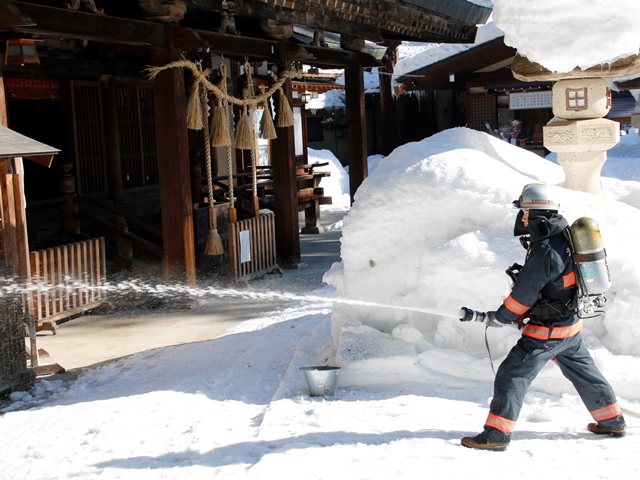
[{"left": 0, "top": 0, "right": 492, "bottom": 286}]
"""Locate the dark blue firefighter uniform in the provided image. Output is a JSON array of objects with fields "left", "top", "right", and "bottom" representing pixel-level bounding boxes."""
[{"left": 482, "top": 210, "right": 625, "bottom": 445}]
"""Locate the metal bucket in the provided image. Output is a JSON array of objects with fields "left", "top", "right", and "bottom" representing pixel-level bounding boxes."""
[{"left": 301, "top": 366, "right": 341, "bottom": 396}]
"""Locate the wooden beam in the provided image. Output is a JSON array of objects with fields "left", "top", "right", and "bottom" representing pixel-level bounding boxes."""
[
  {"left": 151, "top": 46, "right": 197, "bottom": 286},
  {"left": 615, "top": 78, "right": 640, "bottom": 90},
  {"left": 345, "top": 64, "right": 367, "bottom": 205},
  {"left": 186, "top": 0, "right": 482, "bottom": 43},
  {"left": 187, "top": 0, "right": 382, "bottom": 42},
  {"left": 9, "top": 1, "right": 166, "bottom": 46}
]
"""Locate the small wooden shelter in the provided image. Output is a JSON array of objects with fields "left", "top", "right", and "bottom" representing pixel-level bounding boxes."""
[{"left": 0, "top": 125, "right": 59, "bottom": 390}]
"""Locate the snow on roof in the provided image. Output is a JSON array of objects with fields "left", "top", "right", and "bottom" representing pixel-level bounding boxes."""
[{"left": 394, "top": 22, "right": 505, "bottom": 81}]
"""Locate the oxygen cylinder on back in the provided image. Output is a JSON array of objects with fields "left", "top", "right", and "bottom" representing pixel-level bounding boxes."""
[{"left": 570, "top": 217, "right": 612, "bottom": 295}]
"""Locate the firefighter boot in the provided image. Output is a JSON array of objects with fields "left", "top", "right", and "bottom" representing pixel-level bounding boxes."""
[
  {"left": 587, "top": 423, "right": 626, "bottom": 438},
  {"left": 461, "top": 433, "right": 508, "bottom": 451}
]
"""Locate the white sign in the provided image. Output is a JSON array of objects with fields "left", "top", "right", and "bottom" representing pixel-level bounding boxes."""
[
  {"left": 509, "top": 91, "right": 553, "bottom": 110},
  {"left": 239, "top": 230, "right": 251, "bottom": 263}
]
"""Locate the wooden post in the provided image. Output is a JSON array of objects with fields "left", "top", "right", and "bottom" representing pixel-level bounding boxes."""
[
  {"left": 0, "top": 63, "right": 7, "bottom": 127},
  {"left": 58, "top": 161, "right": 80, "bottom": 236},
  {"left": 345, "top": 64, "right": 368, "bottom": 205},
  {"left": 116, "top": 216, "right": 134, "bottom": 263},
  {"left": 10, "top": 157, "right": 38, "bottom": 367},
  {"left": 0, "top": 160, "right": 19, "bottom": 269},
  {"left": 270, "top": 42, "right": 301, "bottom": 267},
  {"left": 190, "top": 150, "right": 203, "bottom": 206},
  {"left": 102, "top": 75, "right": 124, "bottom": 204},
  {"left": 151, "top": 43, "right": 196, "bottom": 286}
]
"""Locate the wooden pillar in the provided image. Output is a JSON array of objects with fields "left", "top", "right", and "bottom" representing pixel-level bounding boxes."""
[
  {"left": 0, "top": 63, "right": 7, "bottom": 127},
  {"left": 270, "top": 42, "right": 301, "bottom": 266},
  {"left": 150, "top": 45, "right": 196, "bottom": 286},
  {"left": 0, "top": 160, "right": 18, "bottom": 269},
  {"left": 58, "top": 161, "right": 80, "bottom": 235},
  {"left": 345, "top": 64, "right": 368, "bottom": 205},
  {"left": 102, "top": 76, "right": 124, "bottom": 204},
  {"left": 10, "top": 158, "right": 30, "bottom": 283}
]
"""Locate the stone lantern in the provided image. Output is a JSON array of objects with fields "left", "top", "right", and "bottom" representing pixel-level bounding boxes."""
[{"left": 511, "top": 53, "right": 640, "bottom": 195}]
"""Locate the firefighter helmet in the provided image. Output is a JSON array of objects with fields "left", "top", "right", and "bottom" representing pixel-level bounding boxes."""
[{"left": 513, "top": 183, "right": 560, "bottom": 211}]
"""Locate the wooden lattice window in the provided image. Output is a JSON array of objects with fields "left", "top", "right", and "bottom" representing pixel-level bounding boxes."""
[
  {"left": 466, "top": 93, "right": 497, "bottom": 132},
  {"left": 70, "top": 81, "right": 108, "bottom": 195},
  {"left": 566, "top": 88, "right": 587, "bottom": 111},
  {"left": 116, "top": 84, "right": 158, "bottom": 191}
]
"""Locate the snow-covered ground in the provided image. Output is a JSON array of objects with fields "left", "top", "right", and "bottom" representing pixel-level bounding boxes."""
[{"left": 2, "top": 128, "right": 640, "bottom": 480}]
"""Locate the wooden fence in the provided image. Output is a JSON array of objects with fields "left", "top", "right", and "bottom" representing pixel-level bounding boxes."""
[
  {"left": 28, "top": 237, "right": 107, "bottom": 332},
  {"left": 228, "top": 212, "right": 277, "bottom": 282}
]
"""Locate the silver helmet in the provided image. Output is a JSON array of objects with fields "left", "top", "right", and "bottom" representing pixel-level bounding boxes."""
[{"left": 513, "top": 183, "right": 560, "bottom": 211}]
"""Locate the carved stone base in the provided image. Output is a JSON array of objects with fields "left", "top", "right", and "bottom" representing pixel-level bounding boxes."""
[
  {"left": 557, "top": 151, "right": 606, "bottom": 195},
  {"left": 544, "top": 117, "right": 619, "bottom": 153}
]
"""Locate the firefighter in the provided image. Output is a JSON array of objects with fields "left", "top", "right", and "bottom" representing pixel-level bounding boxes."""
[{"left": 459, "top": 183, "right": 626, "bottom": 451}]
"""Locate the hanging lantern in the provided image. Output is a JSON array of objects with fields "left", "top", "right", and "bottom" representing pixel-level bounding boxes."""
[{"left": 4, "top": 39, "right": 40, "bottom": 66}]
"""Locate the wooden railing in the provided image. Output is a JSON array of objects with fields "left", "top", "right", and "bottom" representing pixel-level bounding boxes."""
[
  {"left": 78, "top": 195, "right": 163, "bottom": 259},
  {"left": 228, "top": 212, "right": 277, "bottom": 282},
  {"left": 28, "top": 237, "right": 107, "bottom": 332}
]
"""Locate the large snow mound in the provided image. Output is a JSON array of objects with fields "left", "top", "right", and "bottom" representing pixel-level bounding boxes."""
[{"left": 325, "top": 128, "right": 640, "bottom": 388}]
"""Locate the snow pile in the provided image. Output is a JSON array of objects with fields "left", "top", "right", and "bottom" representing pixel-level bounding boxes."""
[
  {"left": 325, "top": 128, "right": 640, "bottom": 393},
  {"left": 308, "top": 148, "right": 350, "bottom": 210},
  {"left": 491, "top": 0, "right": 640, "bottom": 72}
]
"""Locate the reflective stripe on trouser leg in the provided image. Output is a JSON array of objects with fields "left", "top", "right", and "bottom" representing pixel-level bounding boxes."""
[
  {"left": 552, "top": 335, "right": 625, "bottom": 429},
  {"left": 591, "top": 403, "right": 623, "bottom": 423},
  {"left": 485, "top": 413, "right": 515, "bottom": 434},
  {"left": 482, "top": 336, "right": 555, "bottom": 443}
]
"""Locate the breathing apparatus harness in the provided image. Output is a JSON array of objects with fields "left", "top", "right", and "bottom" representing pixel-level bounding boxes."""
[
  {"left": 484, "top": 226, "right": 609, "bottom": 374},
  {"left": 507, "top": 226, "right": 607, "bottom": 324}
]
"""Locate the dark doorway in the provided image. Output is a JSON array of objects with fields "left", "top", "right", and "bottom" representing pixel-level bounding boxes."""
[{"left": 7, "top": 98, "right": 69, "bottom": 203}]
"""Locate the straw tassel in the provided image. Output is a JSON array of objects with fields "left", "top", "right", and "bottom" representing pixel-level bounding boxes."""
[
  {"left": 186, "top": 82, "right": 203, "bottom": 130},
  {"left": 205, "top": 208, "right": 224, "bottom": 256},
  {"left": 234, "top": 106, "right": 254, "bottom": 150},
  {"left": 210, "top": 104, "right": 231, "bottom": 146},
  {"left": 259, "top": 100, "right": 277, "bottom": 140},
  {"left": 276, "top": 87, "right": 294, "bottom": 128}
]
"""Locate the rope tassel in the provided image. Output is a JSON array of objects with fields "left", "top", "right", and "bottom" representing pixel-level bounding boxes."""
[
  {"left": 259, "top": 100, "right": 277, "bottom": 140},
  {"left": 186, "top": 81, "right": 204, "bottom": 130},
  {"left": 210, "top": 104, "right": 231, "bottom": 147},
  {"left": 234, "top": 106, "right": 254, "bottom": 150},
  {"left": 276, "top": 87, "right": 294, "bottom": 128}
]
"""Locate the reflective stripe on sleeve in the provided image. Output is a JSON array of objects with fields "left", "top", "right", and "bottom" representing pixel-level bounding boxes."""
[
  {"left": 485, "top": 413, "right": 516, "bottom": 434},
  {"left": 563, "top": 271, "right": 576, "bottom": 288},
  {"left": 503, "top": 294, "right": 529, "bottom": 315},
  {"left": 522, "top": 318, "right": 583, "bottom": 340},
  {"left": 591, "top": 402, "right": 622, "bottom": 422}
]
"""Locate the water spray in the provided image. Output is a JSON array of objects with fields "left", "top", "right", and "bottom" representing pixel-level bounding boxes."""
[{"left": 0, "top": 279, "right": 464, "bottom": 319}]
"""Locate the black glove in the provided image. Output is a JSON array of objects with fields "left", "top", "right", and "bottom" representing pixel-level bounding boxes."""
[{"left": 460, "top": 307, "right": 503, "bottom": 327}]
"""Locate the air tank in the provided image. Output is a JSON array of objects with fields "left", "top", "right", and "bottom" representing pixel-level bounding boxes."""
[{"left": 570, "top": 217, "right": 612, "bottom": 295}]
